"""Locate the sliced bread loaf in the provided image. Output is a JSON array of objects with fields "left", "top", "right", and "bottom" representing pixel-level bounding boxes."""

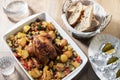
[
  {"left": 67, "top": 5, "right": 76, "bottom": 16},
  {"left": 62, "top": 0, "right": 72, "bottom": 13},
  {"left": 74, "top": 5, "right": 94, "bottom": 31},
  {"left": 68, "top": 2, "right": 83, "bottom": 27}
]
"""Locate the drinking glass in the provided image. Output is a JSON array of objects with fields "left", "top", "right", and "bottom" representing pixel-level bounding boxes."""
[
  {"left": 2, "top": 0, "right": 30, "bottom": 22},
  {"left": 0, "top": 56, "right": 14, "bottom": 76}
]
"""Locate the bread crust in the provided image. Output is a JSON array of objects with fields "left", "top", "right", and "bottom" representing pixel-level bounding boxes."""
[
  {"left": 67, "top": 1, "right": 100, "bottom": 32},
  {"left": 68, "top": 2, "right": 83, "bottom": 27}
]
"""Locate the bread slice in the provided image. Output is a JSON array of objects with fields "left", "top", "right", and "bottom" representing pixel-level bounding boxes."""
[
  {"left": 67, "top": 5, "right": 76, "bottom": 16},
  {"left": 74, "top": 5, "right": 94, "bottom": 31},
  {"left": 83, "top": 16, "right": 100, "bottom": 32},
  {"left": 62, "top": 0, "right": 72, "bottom": 13},
  {"left": 83, "top": 5, "right": 88, "bottom": 10},
  {"left": 83, "top": 5, "right": 93, "bottom": 28},
  {"left": 68, "top": 2, "right": 83, "bottom": 27},
  {"left": 83, "top": 19, "right": 99, "bottom": 32},
  {"left": 75, "top": 15, "right": 100, "bottom": 32},
  {"left": 67, "top": 1, "right": 79, "bottom": 14}
]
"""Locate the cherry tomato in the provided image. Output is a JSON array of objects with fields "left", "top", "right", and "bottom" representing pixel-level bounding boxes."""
[
  {"left": 75, "top": 56, "right": 82, "bottom": 63},
  {"left": 65, "top": 68, "right": 70, "bottom": 75}
]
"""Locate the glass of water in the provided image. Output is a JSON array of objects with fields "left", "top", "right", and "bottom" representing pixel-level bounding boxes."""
[
  {"left": 0, "top": 56, "right": 14, "bottom": 76},
  {"left": 2, "top": 0, "right": 30, "bottom": 22}
]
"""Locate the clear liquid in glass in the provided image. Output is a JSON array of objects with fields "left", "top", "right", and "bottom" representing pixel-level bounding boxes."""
[
  {"left": 3, "top": 0, "right": 30, "bottom": 22},
  {"left": 0, "top": 57, "right": 14, "bottom": 76}
]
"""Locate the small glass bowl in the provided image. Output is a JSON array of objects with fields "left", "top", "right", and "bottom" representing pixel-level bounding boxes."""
[{"left": 0, "top": 56, "right": 15, "bottom": 76}]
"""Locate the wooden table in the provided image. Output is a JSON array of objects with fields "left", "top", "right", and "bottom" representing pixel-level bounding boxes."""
[{"left": 0, "top": 0, "right": 120, "bottom": 80}]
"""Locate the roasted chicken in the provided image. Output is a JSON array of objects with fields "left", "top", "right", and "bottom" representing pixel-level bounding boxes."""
[{"left": 25, "top": 33, "right": 57, "bottom": 65}]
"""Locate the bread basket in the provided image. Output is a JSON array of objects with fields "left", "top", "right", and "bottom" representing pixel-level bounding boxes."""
[{"left": 62, "top": 0, "right": 111, "bottom": 38}]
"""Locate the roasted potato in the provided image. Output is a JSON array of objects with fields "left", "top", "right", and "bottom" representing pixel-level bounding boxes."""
[
  {"left": 48, "top": 31, "right": 56, "bottom": 40},
  {"left": 60, "top": 54, "right": 68, "bottom": 62},
  {"left": 29, "top": 68, "right": 42, "bottom": 78},
  {"left": 23, "top": 25, "right": 31, "bottom": 32},
  {"left": 21, "top": 50, "right": 29, "bottom": 59},
  {"left": 64, "top": 50, "right": 72, "bottom": 58},
  {"left": 18, "top": 37, "right": 26, "bottom": 47},
  {"left": 55, "top": 63, "right": 65, "bottom": 71},
  {"left": 59, "top": 39, "right": 67, "bottom": 47},
  {"left": 72, "top": 61, "right": 80, "bottom": 68}
]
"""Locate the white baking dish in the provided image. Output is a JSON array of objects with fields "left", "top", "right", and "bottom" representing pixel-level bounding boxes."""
[{"left": 3, "top": 12, "right": 88, "bottom": 80}]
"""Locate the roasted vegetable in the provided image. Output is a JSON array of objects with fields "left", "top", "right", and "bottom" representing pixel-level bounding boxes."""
[
  {"left": 17, "top": 32, "right": 26, "bottom": 38},
  {"left": 27, "top": 59, "right": 33, "bottom": 69},
  {"left": 75, "top": 56, "right": 82, "bottom": 63},
  {"left": 42, "top": 21, "right": 48, "bottom": 27},
  {"left": 42, "top": 66, "right": 52, "bottom": 80},
  {"left": 55, "top": 71, "right": 65, "bottom": 79},
  {"left": 59, "top": 39, "right": 67, "bottom": 47},
  {"left": 60, "top": 54, "right": 68, "bottom": 62},
  {"left": 21, "top": 50, "right": 29, "bottom": 59},
  {"left": 64, "top": 50, "right": 72, "bottom": 58},
  {"left": 48, "top": 31, "right": 56, "bottom": 40},
  {"left": 55, "top": 63, "right": 65, "bottom": 71},
  {"left": 72, "top": 61, "right": 80, "bottom": 68},
  {"left": 29, "top": 68, "right": 42, "bottom": 78},
  {"left": 67, "top": 45, "right": 73, "bottom": 51},
  {"left": 23, "top": 25, "right": 31, "bottom": 32},
  {"left": 64, "top": 68, "right": 70, "bottom": 75},
  {"left": 7, "top": 40, "right": 12, "bottom": 46},
  {"left": 55, "top": 38, "right": 61, "bottom": 45},
  {"left": 9, "top": 35, "right": 15, "bottom": 40},
  {"left": 18, "top": 37, "right": 26, "bottom": 47},
  {"left": 47, "top": 22, "right": 55, "bottom": 30},
  {"left": 49, "top": 61, "right": 54, "bottom": 68},
  {"left": 37, "top": 26, "right": 43, "bottom": 30}
]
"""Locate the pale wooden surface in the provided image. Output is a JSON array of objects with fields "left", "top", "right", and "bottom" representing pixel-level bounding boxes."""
[{"left": 0, "top": 0, "right": 120, "bottom": 80}]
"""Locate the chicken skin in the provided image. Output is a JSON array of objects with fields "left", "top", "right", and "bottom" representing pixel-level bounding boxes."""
[{"left": 26, "top": 34, "right": 57, "bottom": 65}]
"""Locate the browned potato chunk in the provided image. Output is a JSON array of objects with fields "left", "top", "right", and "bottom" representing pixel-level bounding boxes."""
[
  {"left": 23, "top": 25, "right": 30, "bottom": 32},
  {"left": 21, "top": 50, "right": 29, "bottom": 59},
  {"left": 16, "top": 32, "right": 26, "bottom": 38},
  {"left": 72, "top": 61, "right": 80, "bottom": 68},
  {"left": 39, "top": 31, "right": 47, "bottom": 35},
  {"left": 64, "top": 50, "right": 72, "bottom": 58},
  {"left": 59, "top": 39, "right": 67, "bottom": 47},
  {"left": 42, "top": 66, "right": 52, "bottom": 80},
  {"left": 48, "top": 31, "right": 56, "bottom": 40},
  {"left": 56, "top": 63, "right": 65, "bottom": 71},
  {"left": 55, "top": 39, "right": 61, "bottom": 45},
  {"left": 7, "top": 40, "right": 12, "bottom": 46},
  {"left": 9, "top": 35, "right": 15, "bottom": 40},
  {"left": 55, "top": 72, "right": 65, "bottom": 79},
  {"left": 42, "top": 21, "right": 48, "bottom": 27},
  {"left": 18, "top": 37, "right": 26, "bottom": 47},
  {"left": 47, "top": 23, "right": 55, "bottom": 30},
  {"left": 60, "top": 54, "right": 68, "bottom": 62},
  {"left": 67, "top": 45, "right": 73, "bottom": 51},
  {"left": 29, "top": 68, "right": 42, "bottom": 78}
]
